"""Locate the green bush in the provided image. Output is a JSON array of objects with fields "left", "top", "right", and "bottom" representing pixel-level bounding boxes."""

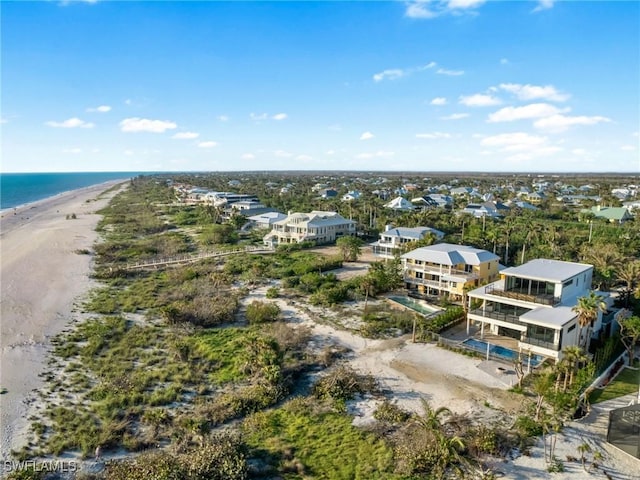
[
  {"left": 246, "top": 301, "right": 281, "bottom": 324},
  {"left": 265, "top": 287, "right": 280, "bottom": 298},
  {"left": 373, "top": 400, "right": 411, "bottom": 424}
]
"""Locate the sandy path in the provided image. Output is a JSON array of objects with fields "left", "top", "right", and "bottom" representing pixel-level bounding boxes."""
[{"left": 0, "top": 180, "right": 126, "bottom": 464}]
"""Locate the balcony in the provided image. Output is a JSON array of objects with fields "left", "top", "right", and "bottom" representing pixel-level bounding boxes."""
[
  {"left": 484, "top": 284, "right": 560, "bottom": 306},
  {"left": 468, "top": 307, "right": 527, "bottom": 328},
  {"left": 521, "top": 336, "right": 560, "bottom": 351},
  {"left": 403, "top": 276, "right": 448, "bottom": 290},
  {"left": 404, "top": 264, "right": 478, "bottom": 280}
]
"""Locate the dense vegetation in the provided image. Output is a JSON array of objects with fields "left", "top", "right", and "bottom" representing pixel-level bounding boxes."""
[{"left": 11, "top": 172, "right": 640, "bottom": 479}]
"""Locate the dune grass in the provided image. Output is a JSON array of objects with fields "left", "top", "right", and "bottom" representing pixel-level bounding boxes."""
[{"left": 243, "top": 398, "right": 403, "bottom": 480}]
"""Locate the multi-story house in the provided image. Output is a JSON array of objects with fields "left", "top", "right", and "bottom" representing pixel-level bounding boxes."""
[
  {"left": 263, "top": 211, "right": 356, "bottom": 247},
  {"left": 466, "top": 259, "right": 607, "bottom": 361},
  {"left": 401, "top": 243, "right": 500, "bottom": 300},
  {"left": 371, "top": 226, "right": 445, "bottom": 259}
]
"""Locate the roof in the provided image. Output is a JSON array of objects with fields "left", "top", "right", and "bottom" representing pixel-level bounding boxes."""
[
  {"left": 382, "top": 226, "right": 445, "bottom": 240},
  {"left": 401, "top": 243, "right": 499, "bottom": 266},
  {"left": 248, "top": 212, "right": 286, "bottom": 222},
  {"left": 585, "top": 206, "right": 631, "bottom": 221},
  {"left": 385, "top": 196, "right": 414, "bottom": 210},
  {"left": 501, "top": 259, "right": 592, "bottom": 283},
  {"left": 520, "top": 305, "right": 577, "bottom": 328}
]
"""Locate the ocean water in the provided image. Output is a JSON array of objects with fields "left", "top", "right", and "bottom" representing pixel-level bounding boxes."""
[{"left": 0, "top": 172, "right": 149, "bottom": 210}]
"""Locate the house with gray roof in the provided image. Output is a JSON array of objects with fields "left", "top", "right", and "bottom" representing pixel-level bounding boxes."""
[
  {"left": 263, "top": 211, "right": 356, "bottom": 247},
  {"left": 371, "top": 226, "right": 445, "bottom": 259},
  {"left": 401, "top": 243, "right": 500, "bottom": 301}
]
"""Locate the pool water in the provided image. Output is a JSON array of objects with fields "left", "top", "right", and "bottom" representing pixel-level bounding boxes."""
[
  {"left": 388, "top": 296, "right": 440, "bottom": 316},
  {"left": 463, "top": 338, "right": 544, "bottom": 367}
]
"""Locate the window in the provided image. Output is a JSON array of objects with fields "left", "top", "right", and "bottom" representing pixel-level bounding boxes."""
[
  {"left": 567, "top": 324, "right": 576, "bottom": 333},
  {"left": 563, "top": 279, "right": 574, "bottom": 288}
]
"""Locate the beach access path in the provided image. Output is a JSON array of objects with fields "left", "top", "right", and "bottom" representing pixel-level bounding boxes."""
[{"left": 0, "top": 180, "right": 126, "bottom": 464}]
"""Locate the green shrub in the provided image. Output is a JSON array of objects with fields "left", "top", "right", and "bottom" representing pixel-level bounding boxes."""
[
  {"left": 246, "top": 301, "right": 281, "bottom": 324},
  {"left": 313, "top": 365, "right": 377, "bottom": 402},
  {"left": 265, "top": 287, "right": 280, "bottom": 298},
  {"left": 373, "top": 400, "right": 411, "bottom": 424}
]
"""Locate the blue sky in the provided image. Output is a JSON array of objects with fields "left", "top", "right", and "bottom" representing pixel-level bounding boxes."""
[{"left": 2, "top": 0, "right": 639, "bottom": 172}]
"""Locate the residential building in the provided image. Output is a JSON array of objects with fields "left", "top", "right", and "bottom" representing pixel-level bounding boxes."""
[
  {"left": 263, "top": 211, "right": 356, "bottom": 247},
  {"left": 318, "top": 188, "right": 338, "bottom": 199},
  {"left": 462, "top": 202, "right": 507, "bottom": 218},
  {"left": 342, "top": 190, "right": 361, "bottom": 201},
  {"left": 371, "top": 226, "right": 445, "bottom": 259},
  {"left": 583, "top": 205, "right": 633, "bottom": 224},
  {"left": 247, "top": 211, "right": 287, "bottom": 229},
  {"left": 401, "top": 243, "right": 500, "bottom": 300},
  {"left": 385, "top": 196, "right": 415, "bottom": 211},
  {"left": 466, "top": 259, "right": 607, "bottom": 362}
]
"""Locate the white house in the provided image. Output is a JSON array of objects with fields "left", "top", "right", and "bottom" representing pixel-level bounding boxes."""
[
  {"left": 247, "top": 211, "right": 287, "bottom": 229},
  {"left": 370, "top": 226, "right": 445, "bottom": 258},
  {"left": 263, "top": 211, "right": 356, "bottom": 247},
  {"left": 342, "top": 191, "right": 361, "bottom": 201},
  {"left": 385, "top": 196, "right": 415, "bottom": 211},
  {"left": 466, "top": 259, "right": 608, "bottom": 362}
]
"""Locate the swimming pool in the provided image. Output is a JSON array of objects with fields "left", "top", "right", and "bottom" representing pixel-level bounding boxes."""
[
  {"left": 388, "top": 296, "right": 441, "bottom": 316},
  {"left": 462, "top": 338, "right": 545, "bottom": 367}
]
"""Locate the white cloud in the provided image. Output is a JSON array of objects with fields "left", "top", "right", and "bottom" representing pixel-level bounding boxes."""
[
  {"left": 124, "top": 99, "right": 132, "bottom": 105},
  {"left": 198, "top": 141, "right": 218, "bottom": 148},
  {"left": 416, "top": 132, "right": 452, "bottom": 139},
  {"left": 481, "top": 132, "right": 548, "bottom": 151},
  {"left": 620, "top": 145, "right": 636, "bottom": 151},
  {"left": 436, "top": 68, "right": 464, "bottom": 76},
  {"left": 217, "top": 115, "right": 229, "bottom": 122},
  {"left": 481, "top": 132, "right": 562, "bottom": 161},
  {"left": 533, "top": 114, "right": 611, "bottom": 133},
  {"left": 296, "top": 154, "right": 313, "bottom": 161},
  {"left": 241, "top": 153, "right": 256, "bottom": 160},
  {"left": 360, "top": 131, "right": 375, "bottom": 140},
  {"left": 459, "top": 94, "right": 501, "bottom": 107},
  {"left": 440, "top": 113, "right": 470, "bottom": 120},
  {"left": 500, "top": 58, "right": 509, "bottom": 65},
  {"left": 498, "top": 83, "right": 569, "bottom": 102},
  {"left": 373, "top": 62, "right": 436, "bottom": 82},
  {"left": 448, "top": 0, "right": 485, "bottom": 8},
  {"left": 120, "top": 117, "right": 177, "bottom": 133},
  {"left": 373, "top": 69, "right": 406, "bottom": 82},
  {"left": 355, "top": 151, "right": 395, "bottom": 160},
  {"left": 405, "top": 0, "right": 484, "bottom": 19},
  {"left": 430, "top": 97, "right": 447, "bottom": 106},
  {"left": 0, "top": 117, "right": 8, "bottom": 124},
  {"left": 172, "top": 132, "right": 199, "bottom": 140},
  {"left": 328, "top": 124, "right": 342, "bottom": 131},
  {"left": 45, "top": 117, "right": 94, "bottom": 129},
  {"left": 274, "top": 150, "right": 293, "bottom": 158},
  {"left": 124, "top": 149, "right": 134, "bottom": 156},
  {"left": 250, "top": 112, "right": 269, "bottom": 121},
  {"left": 86, "top": 105, "right": 111, "bottom": 113},
  {"left": 488, "top": 103, "right": 568, "bottom": 122},
  {"left": 532, "top": 0, "right": 554, "bottom": 13},
  {"left": 405, "top": 1, "right": 439, "bottom": 19},
  {"left": 325, "top": 150, "right": 336, "bottom": 155},
  {"left": 62, "top": 148, "right": 82, "bottom": 154},
  {"left": 272, "top": 113, "right": 288, "bottom": 121}
]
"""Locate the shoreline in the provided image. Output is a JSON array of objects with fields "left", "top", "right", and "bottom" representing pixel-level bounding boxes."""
[{"left": 0, "top": 180, "right": 126, "bottom": 465}]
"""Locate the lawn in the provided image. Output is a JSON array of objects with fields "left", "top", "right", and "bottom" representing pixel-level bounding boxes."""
[{"left": 590, "top": 362, "right": 640, "bottom": 404}]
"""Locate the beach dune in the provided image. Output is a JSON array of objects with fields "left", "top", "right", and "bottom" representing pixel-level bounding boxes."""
[{"left": 0, "top": 181, "right": 125, "bottom": 464}]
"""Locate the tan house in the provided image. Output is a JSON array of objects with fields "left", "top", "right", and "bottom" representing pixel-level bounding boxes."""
[
  {"left": 263, "top": 211, "right": 356, "bottom": 247},
  {"left": 401, "top": 243, "right": 500, "bottom": 300}
]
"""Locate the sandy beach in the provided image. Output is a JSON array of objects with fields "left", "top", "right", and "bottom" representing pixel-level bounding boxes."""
[{"left": 0, "top": 180, "right": 126, "bottom": 464}]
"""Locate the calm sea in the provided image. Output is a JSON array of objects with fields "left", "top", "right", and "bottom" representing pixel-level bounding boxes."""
[{"left": 0, "top": 172, "right": 151, "bottom": 210}]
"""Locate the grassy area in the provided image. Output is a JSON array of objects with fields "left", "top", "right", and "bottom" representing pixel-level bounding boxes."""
[
  {"left": 243, "top": 398, "right": 404, "bottom": 479},
  {"left": 590, "top": 362, "right": 640, "bottom": 404}
]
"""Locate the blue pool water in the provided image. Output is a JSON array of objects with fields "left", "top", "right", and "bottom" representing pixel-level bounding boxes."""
[
  {"left": 463, "top": 338, "right": 545, "bottom": 367},
  {"left": 388, "top": 296, "right": 440, "bottom": 316}
]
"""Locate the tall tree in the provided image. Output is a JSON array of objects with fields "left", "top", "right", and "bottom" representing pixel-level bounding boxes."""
[
  {"left": 572, "top": 292, "right": 607, "bottom": 351},
  {"left": 616, "top": 260, "right": 640, "bottom": 307},
  {"left": 617, "top": 315, "right": 640, "bottom": 367},
  {"left": 335, "top": 236, "right": 363, "bottom": 262}
]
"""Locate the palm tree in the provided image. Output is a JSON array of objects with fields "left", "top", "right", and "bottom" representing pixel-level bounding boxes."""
[
  {"left": 572, "top": 292, "right": 607, "bottom": 351},
  {"left": 359, "top": 275, "right": 377, "bottom": 315},
  {"left": 561, "top": 346, "right": 588, "bottom": 390},
  {"left": 616, "top": 260, "right": 640, "bottom": 307}
]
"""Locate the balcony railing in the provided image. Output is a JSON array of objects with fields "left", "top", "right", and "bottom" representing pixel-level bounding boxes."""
[
  {"left": 468, "top": 308, "right": 527, "bottom": 327},
  {"left": 403, "top": 276, "right": 447, "bottom": 290},
  {"left": 484, "top": 284, "right": 560, "bottom": 306},
  {"left": 404, "top": 264, "right": 478, "bottom": 280},
  {"left": 521, "top": 336, "right": 560, "bottom": 351}
]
